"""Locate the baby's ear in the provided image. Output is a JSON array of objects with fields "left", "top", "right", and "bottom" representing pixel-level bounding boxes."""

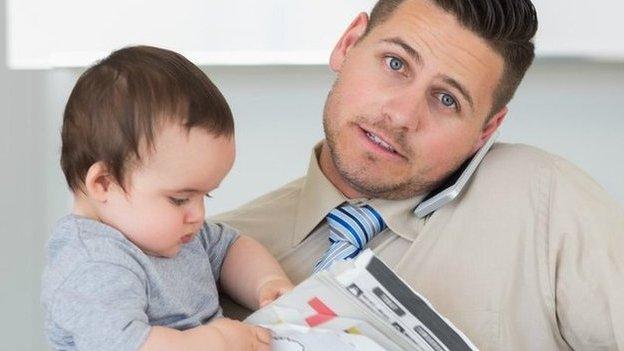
[{"left": 84, "top": 162, "right": 114, "bottom": 202}]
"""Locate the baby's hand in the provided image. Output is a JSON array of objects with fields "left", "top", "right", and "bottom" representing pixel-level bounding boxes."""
[
  {"left": 210, "top": 318, "right": 271, "bottom": 351},
  {"left": 257, "top": 277, "right": 295, "bottom": 308}
]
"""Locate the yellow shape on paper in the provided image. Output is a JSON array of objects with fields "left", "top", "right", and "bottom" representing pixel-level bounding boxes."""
[{"left": 345, "top": 327, "right": 361, "bottom": 335}]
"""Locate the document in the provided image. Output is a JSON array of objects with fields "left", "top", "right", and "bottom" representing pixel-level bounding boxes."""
[{"left": 245, "top": 250, "right": 478, "bottom": 351}]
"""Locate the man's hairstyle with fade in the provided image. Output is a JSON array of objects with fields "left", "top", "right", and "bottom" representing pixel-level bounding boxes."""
[
  {"left": 364, "top": 0, "right": 538, "bottom": 118},
  {"left": 61, "top": 45, "right": 234, "bottom": 192}
]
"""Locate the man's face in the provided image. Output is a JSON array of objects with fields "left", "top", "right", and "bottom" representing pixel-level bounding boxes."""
[{"left": 323, "top": 0, "right": 506, "bottom": 199}]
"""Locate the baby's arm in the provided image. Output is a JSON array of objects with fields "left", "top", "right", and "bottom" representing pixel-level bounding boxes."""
[
  {"left": 220, "top": 235, "right": 294, "bottom": 310},
  {"left": 139, "top": 318, "right": 270, "bottom": 351},
  {"left": 46, "top": 259, "right": 270, "bottom": 351}
]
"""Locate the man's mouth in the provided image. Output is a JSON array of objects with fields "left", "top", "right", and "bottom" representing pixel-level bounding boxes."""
[{"left": 364, "top": 129, "right": 399, "bottom": 155}]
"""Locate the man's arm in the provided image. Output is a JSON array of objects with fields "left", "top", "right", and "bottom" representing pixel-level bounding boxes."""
[{"left": 548, "top": 158, "right": 624, "bottom": 349}]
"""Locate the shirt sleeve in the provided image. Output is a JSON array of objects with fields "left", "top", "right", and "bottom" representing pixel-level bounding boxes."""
[
  {"left": 548, "top": 158, "right": 624, "bottom": 350},
  {"left": 199, "top": 221, "right": 240, "bottom": 281},
  {"left": 49, "top": 261, "right": 151, "bottom": 351}
]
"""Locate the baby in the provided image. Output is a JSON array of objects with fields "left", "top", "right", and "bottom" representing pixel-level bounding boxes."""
[{"left": 41, "top": 46, "right": 293, "bottom": 351}]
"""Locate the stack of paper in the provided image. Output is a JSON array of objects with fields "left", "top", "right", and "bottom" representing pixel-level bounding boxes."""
[{"left": 246, "top": 250, "right": 478, "bottom": 351}]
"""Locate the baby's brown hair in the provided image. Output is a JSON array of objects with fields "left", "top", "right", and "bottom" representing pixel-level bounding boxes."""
[{"left": 61, "top": 45, "right": 234, "bottom": 192}]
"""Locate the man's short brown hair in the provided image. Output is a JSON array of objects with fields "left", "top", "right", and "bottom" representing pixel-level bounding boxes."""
[
  {"left": 61, "top": 45, "right": 234, "bottom": 192},
  {"left": 365, "top": 0, "right": 539, "bottom": 118}
]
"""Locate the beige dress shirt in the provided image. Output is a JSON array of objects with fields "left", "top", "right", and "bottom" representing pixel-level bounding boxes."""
[{"left": 213, "top": 142, "right": 624, "bottom": 350}]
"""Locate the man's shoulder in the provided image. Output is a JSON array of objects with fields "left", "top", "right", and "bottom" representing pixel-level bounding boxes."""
[
  {"left": 476, "top": 142, "right": 621, "bottom": 212},
  {"left": 479, "top": 142, "right": 592, "bottom": 185},
  {"left": 211, "top": 177, "right": 306, "bottom": 240},
  {"left": 485, "top": 142, "right": 559, "bottom": 171},
  {"left": 485, "top": 142, "right": 599, "bottom": 184},
  {"left": 215, "top": 176, "right": 306, "bottom": 219}
]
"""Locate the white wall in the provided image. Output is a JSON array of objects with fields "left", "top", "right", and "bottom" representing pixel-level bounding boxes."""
[
  {"left": 2, "top": 8, "right": 624, "bottom": 351},
  {"left": 8, "top": 0, "right": 624, "bottom": 68}
]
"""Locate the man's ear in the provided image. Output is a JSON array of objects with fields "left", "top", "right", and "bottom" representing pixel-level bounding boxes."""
[
  {"left": 473, "top": 106, "right": 507, "bottom": 152},
  {"left": 329, "top": 12, "right": 369, "bottom": 72},
  {"left": 84, "top": 162, "right": 113, "bottom": 202}
]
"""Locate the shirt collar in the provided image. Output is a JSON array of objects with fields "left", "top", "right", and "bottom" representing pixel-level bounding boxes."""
[{"left": 292, "top": 143, "right": 427, "bottom": 246}]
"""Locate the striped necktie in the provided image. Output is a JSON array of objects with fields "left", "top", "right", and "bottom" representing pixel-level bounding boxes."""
[{"left": 314, "top": 202, "right": 387, "bottom": 272}]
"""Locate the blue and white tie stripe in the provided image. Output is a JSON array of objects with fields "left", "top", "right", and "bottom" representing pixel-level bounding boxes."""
[{"left": 314, "top": 203, "right": 387, "bottom": 272}]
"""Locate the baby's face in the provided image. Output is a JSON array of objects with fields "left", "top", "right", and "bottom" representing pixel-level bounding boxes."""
[{"left": 100, "top": 122, "right": 235, "bottom": 258}]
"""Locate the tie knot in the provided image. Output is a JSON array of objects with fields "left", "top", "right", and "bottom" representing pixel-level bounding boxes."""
[
  {"left": 326, "top": 202, "right": 387, "bottom": 249},
  {"left": 314, "top": 203, "right": 387, "bottom": 272}
]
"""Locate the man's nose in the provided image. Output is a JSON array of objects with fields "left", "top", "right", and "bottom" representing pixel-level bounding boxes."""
[{"left": 381, "top": 87, "right": 428, "bottom": 131}]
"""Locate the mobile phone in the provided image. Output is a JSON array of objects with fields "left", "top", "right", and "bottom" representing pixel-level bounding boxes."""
[{"left": 413, "top": 131, "right": 499, "bottom": 218}]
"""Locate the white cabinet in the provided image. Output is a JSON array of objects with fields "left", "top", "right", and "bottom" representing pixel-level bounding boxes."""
[
  {"left": 533, "top": 0, "right": 624, "bottom": 59},
  {"left": 6, "top": 0, "right": 624, "bottom": 69}
]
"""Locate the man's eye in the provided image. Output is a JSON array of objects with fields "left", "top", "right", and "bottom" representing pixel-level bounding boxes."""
[
  {"left": 169, "top": 197, "right": 189, "bottom": 206},
  {"left": 439, "top": 93, "right": 457, "bottom": 109},
  {"left": 385, "top": 56, "right": 404, "bottom": 71}
]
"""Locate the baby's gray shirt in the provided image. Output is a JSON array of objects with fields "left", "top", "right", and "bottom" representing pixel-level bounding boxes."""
[{"left": 41, "top": 214, "right": 239, "bottom": 351}]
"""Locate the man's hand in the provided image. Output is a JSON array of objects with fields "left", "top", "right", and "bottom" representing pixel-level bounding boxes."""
[
  {"left": 257, "top": 277, "right": 295, "bottom": 308},
  {"left": 210, "top": 318, "right": 272, "bottom": 351}
]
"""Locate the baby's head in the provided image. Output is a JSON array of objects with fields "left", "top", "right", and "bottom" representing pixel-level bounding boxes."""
[{"left": 61, "top": 45, "right": 235, "bottom": 257}]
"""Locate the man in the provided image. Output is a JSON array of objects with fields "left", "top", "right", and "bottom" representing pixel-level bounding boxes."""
[{"left": 215, "top": 0, "right": 624, "bottom": 349}]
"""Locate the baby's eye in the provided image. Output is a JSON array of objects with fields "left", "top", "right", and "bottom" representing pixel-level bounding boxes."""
[
  {"left": 385, "top": 56, "right": 405, "bottom": 72},
  {"left": 168, "top": 197, "right": 189, "bottom": 206},
  {"left": 204, "top": 193, "right": 213, "bottom": 199}
]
